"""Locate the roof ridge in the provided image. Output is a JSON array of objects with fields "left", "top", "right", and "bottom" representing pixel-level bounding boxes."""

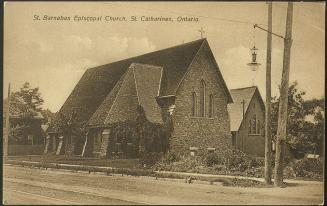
[
  {"left": 132, "top": 66, "right": 140, "bottom": 106},
  {"left": 130, "top": 63, "right": 163, "bottom": 69},
  {"left": 86, "top": 38, "right": 206, "bottom": 72},
  {"left": 230, "top": 85, "right": 257, "bottom": 91}
]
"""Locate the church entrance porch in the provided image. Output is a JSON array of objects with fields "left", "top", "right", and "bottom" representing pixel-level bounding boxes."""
[{"left": 88, "top": 120, "right": 168, "bottom": 159}]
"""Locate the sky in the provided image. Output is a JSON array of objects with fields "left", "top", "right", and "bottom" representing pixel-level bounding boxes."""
[{"left": 4, "top": 2, "right": 325, "bottom": 112}]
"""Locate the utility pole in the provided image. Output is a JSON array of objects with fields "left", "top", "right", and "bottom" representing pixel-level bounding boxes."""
[
  {"left": 241, "top": 99, "right": 246, "bottom": 151},
  {"left": 4, "top": 83, "right": 11, "bottom": 160},
  {"left": 274, "top": 2, "right": 293, "bottom": 187},
  {"left": 264, "top": 1, "right": 273, "bottom": 185}
]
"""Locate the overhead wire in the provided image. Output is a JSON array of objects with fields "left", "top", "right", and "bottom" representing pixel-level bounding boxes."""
[{"left": 110, "top": 3, "right": 268, "bottom": 27}]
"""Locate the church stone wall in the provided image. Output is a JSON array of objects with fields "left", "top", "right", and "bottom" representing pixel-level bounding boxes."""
[{"left": 170, "top": 43, "right": 232, "bottom": 156}]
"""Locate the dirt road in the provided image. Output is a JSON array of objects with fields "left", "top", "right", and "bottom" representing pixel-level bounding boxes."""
[{"left": 3, "top": 165, "right": 323, "bottom": 205}]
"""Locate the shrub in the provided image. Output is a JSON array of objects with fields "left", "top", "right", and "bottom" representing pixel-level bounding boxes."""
[
  {"left": 283, "top": 166, "right": 296, "bottom": 178},
  {"left": 162, "top": 152, "right": 180, "bottom": 164},
  {"left": 205, "top": 152, "right": 224, "bottom": 167},
  {"left": 248, "top": 158, "right": 264, "bottom": 168},
  {"left": 139, "top": 152, "right": 163, "bottom": 167},
  {"left": 212, "top": 164, "right": 229, "bottom": 173},
  {"left": 172, "top": 156, "right": 203, "bottom": 172},
  {"left": 243, "top": 166, "right": 264, "bottom": 178},
  {"left": 229, "top": 149, "right": 251, "bottom": 171},
  {"left": 291, "top": 158, "right": 323, "bottom": 177}
]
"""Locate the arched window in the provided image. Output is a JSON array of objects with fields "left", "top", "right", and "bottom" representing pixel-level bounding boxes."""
[
  {"left": 200, "top": 80, "right": 206, "bottom": 117},
  {"left": 209, "top": 94, "right": 214, "bottom": 118},
  {"left": 251, "top": 115, "right": 257, "bottom": 134},
  {"left": 191, "top": 92, "right": 197, "bottom": 116},
  {"left": 257, "top": 119, "right": 260, "bottom": 134}
]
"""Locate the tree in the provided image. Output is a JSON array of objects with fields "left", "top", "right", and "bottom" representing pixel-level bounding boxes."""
[
  {"left": 271, "top": 81, "right": 325, "bottom": 158},
  {"left": 5, "top": 82, "right": 45, "bottom": 144},
  {"left": 40, "top": 109, "right": 55, "bottom": 124},
  {"left": 10, "top": 82, "right": 44, "bottom": 118},
  {"left": 303, "top": 98, "right": 325, "bottom": 155}
]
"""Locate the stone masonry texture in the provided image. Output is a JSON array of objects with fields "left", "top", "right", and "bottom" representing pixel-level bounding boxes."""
[{"left": 170, "top": 42, "right": 232, "bottom": 156}]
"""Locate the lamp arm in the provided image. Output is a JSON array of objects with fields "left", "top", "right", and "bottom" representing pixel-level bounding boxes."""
[{"left": 254, "top": 24, "right": 285, "bottom": 40}]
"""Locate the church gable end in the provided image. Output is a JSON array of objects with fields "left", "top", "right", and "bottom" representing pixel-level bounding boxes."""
[{"left": 170, "top": 39, "right": 232, "bottom": 155}]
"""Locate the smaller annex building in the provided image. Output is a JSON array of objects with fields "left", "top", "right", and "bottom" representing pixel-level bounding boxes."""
[
  {"left": 227, "top": 86, "right": 265, "bottom": 157},
  {"left": 3, "top": 100, "right": 45, "bottom": 155}
]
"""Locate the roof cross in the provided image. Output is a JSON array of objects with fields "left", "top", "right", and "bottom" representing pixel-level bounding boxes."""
[{"left": 198, "top": 27, "right": 205, "bottom": 38}]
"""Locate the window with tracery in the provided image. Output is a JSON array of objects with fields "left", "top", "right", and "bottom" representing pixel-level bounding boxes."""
[
  {"left": 192, "top": 92, "right": 197, "bottom": 116},
  {"left": 209, "top": 94, "right": 214, "bottom": 118},
  {"left": 200, "top": 80, "right": 206, "bottom": 117}
]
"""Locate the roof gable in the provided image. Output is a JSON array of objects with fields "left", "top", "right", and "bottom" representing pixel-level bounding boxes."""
[
  {"left": 104, "top": 66, "right": 139, "bottom": 125},
  {"left": 132, "top": 63, "right": 163, "bottom": 124},
  {"left": 175, "top": 39, "right": 233, "bottom": 103},
  {"left": 228, "top": 86, "right": 260, "bottom": 131},
  {"left": 94, "top": 63, "right": 163, "bottom": 126}
]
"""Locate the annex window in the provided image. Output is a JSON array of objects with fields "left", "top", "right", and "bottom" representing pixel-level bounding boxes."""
[
  {"left": 209, "top": 94, "right": 214, "bottom": 118},
  {"left": 200, "top": 80, "right": 206, "bottom": 117},
  {"left": 191, "top": 92, "right": 197, "bottom": 116},
  {"left": 249, "top": 115, "right": 260, "bottom": 134},
  {"left": 252, "top": 115, "right": 257, "bottom": 134}
]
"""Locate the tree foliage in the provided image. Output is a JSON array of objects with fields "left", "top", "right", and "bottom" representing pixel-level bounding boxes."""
[
  {"left": 10, "top": 82, "right": 44, "bottom": 118},
  {"left": 271, "top": 81, "right": 324, "bottom": 158},
  {"left": 5, "top": 82, "right": 55, "bottom": 143},
  {"left": 40, "top": 109, "right": 56, "bottom": 124}
]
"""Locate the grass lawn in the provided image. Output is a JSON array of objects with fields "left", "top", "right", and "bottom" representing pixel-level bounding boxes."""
[
  {"left": 5, "top": 155, "right": 269, "bottom": 188},
  {"left": 5, "top": 154, "right": 322, "bottom": 184},
  {"left": 6, "top": 154, "right": 140, "bottom": 169}
]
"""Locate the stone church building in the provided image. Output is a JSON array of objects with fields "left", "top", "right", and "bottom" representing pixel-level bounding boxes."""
[
  {"left": 227, "top": 86, "right": 265, "bottom": 157},
  {"left": 47, "top": 38, "right": 233, "bottom": 158}
]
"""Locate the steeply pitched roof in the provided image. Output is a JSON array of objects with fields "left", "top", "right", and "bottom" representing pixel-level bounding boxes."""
[
  {"left": 104, "top": 64, "right": 140, "bottom": 125},
  {"left": 89, "top": 63, "right": 163, "bottom": 126},
  {"left": 50, "top": 39, "right": 205, "bottom": 132},
  {"left": 87, "top": 72, "right": 126, "bottom": 127},
  {"left": 228, "top": 86, "right": 263, "bottom": 131},
  {"left": 49, "top": 62, "right": 127, "bottom": 132},
  {"left": 132, "top": 63, "right": 163, "bottom": 124}
]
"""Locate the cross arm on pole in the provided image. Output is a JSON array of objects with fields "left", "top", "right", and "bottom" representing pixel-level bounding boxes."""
[{"left": 254, "top": 24, "right": 285, "bottom": 40}]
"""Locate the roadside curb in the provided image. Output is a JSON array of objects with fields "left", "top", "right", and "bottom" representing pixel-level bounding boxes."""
[
  {"left": 5, "top": 160, "right": 322, "bottom": 185},
  {"left": 4, "top": 160, "right": 249, "bottom": 186}
]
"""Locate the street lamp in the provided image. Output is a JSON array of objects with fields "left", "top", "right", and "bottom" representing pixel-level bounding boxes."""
[{"left": 247, "top": 45, "right": 261, "bottom": 71}]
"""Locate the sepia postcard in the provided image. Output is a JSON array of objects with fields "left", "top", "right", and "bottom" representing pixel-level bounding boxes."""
[{"left": 3, "top": 1, "right": 324, "bottom": 205}]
